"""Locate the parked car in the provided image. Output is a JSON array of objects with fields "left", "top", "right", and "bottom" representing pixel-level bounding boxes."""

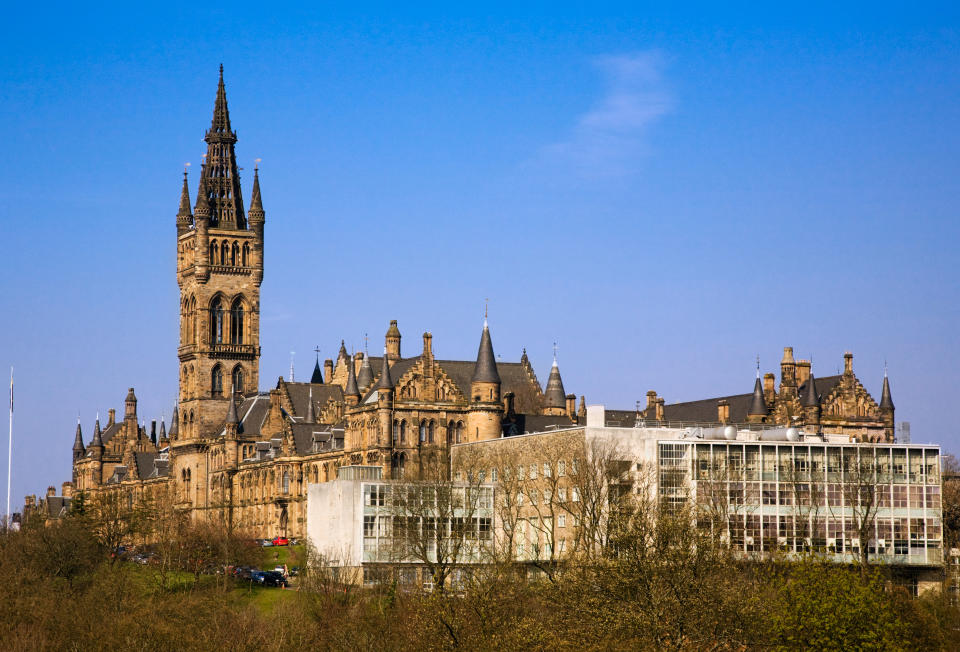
[
  {"left": 272, "top": 536, "right": 289, "bottom": 546},
  {"left": 259, "top": 539, "right": 273, "bottom": 547},
  {"left": 261, "top": 571, "right": 287, "bottom": 587}
]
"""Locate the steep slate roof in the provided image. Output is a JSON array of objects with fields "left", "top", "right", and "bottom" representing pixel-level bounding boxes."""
[
  {"left": 655, "top": 375, "right": 843, "bottom": 424},
  {"left": 99, "top": 422, "right": 124, "bottom": 446},
  {"left": 284, "top": 383, "right": 344, "bottom": 420},
  {"left": 45, "top": 497, "right": 71, "bottom": 518},
  {"left": 289, "top": 422, "right": 339, "bottom": 455},
  {"left": 234, "top": 394, "right": 272, "bottom": 437},
  {"left": 134, "top": 452, "right": 165, "bottom": 479}
]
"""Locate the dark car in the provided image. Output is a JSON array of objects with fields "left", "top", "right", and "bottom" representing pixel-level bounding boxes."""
[{"left": 260, "top": 571, "right": 288, "bottom": 587}]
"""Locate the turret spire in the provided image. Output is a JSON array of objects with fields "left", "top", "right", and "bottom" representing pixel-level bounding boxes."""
[
  {"left": 168, "top": 403, "right": 179, "bottom": 439},
  {"left": 92, "top": 414, "right": 103, "bottom": 448},
  {"left": 176, "top": 167, "right": 193, "bottom": 234},
  {"left": 544, "top": 346, "right": 566, "bottom": 411},
  {"left": 304, "top": 387, "right": 316, "bottom": 424},
  {"left": 375, "top": 348, "right": 394, "bottom": 390},
  {"left": 802, "top": 373, "right": 820, "bottom": 407},
  {"left": 73, "top": 418, "right": 85, "bottom": 457},
  {"left": 345, "top": 354, "right": 360, "bottom": 400},
  {"left": 880, "top": 368, "right": 894, "bottom": 410},
  {"left": 198, "top": 65, "right": 246, "bottom": 229},
  {"left": 357, "top": 352, "right": 374, "bottom": 392},
  {"left": 471, "top": 321, "right": 500, "bottom": 384},
  {"left": 747, "top": 375, "right": 768, "bottom": 416},
  {"left": 225, "top": 394, "right": 239, "bottom": 425}
]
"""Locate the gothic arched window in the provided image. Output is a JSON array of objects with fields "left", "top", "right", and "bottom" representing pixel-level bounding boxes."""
[
  {"left": 211, "top": 298, "right": 224, "bottom": 344},
  {"left": 428, "top": 420, "right": 435, "bottom": 444},
  {"left": 242, "top": 243, "right": 250, "bottom": 266},
  {"left": 220, "top": 240, "right": 229, "bottom": 265},
  {"left": 400, "top": 420, "right": 407, "bottom": 444},
  {"left": 419, "top": 420, "right": 427, "bottom": 443},
  {"left": 393, "top": 420, "right": 399, "bottom": 444},
  {"left": 231, "top": 241, "right": 239, "bottom": 266},
  {"left": 456, "top": 421, "right": 464, "bottom": 444},
  {"left": 230, "top": 299, "right": 244, "bottom": 344},
  {"left": 232, "top": 366, "right": 244, "bottom": 396},
  {"left": 448, "top": 421, "right": 455, "bottom": 444},
  {"left": 189, "top": 296, "right": 197, "bottom": 343},
  {"left": 209, "top": 242, "right": 217, "bottom": 263},
  {"left": 211, "top": 365, "right": 223, "bottom": 397}
]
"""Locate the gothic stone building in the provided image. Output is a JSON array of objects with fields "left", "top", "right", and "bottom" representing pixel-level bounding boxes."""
[{"left": 32, "top": 69, "right": 896, "bottom": 537}]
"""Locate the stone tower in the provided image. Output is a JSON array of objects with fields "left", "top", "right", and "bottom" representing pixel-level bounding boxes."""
[
  {"left": 467, "top": 320, "right": 503, "bottom": 441},
  {"left": 175, "top": 66, "right": 264, "bottom": 442}
]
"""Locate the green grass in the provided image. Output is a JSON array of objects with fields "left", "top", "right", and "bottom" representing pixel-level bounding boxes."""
[
  {"left": 231, "top": 581, "right": 299, "bottom": 613},
  {"left": 258, "top": 543, "right": 304, "bottom": 570}
]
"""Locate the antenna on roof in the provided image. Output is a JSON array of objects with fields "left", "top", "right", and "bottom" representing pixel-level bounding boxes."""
[{"left": 289, "top": 351, "right": 295, "bottom": 382}]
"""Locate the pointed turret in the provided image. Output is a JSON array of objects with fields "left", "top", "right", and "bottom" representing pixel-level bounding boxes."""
[
  {"left": 471, "top": 320, "right": 501, "bottom": 385},
  {"left": 543, "top": 354, "right": 567, "bottom": 415},
  {"left": 345, "top": 356, "right": 360, "bottom": 405},
  {"left": 225, "top": 394, "right": 239, "bottom": 425},
  {"left": 747, "top": 366, "right": 768, "bottom": 419},
  {"left": 385, "top": 320, "right": 402, "bottom": 360},
  {"left": 248, "top": 166, "right": 264, "bottom": 222},
  {"left": 357, "top": 353, "right": 373, "bottom": 392},
  {"left": 73, "top": 419, "right": 85, "bottom": 460},
  {"left": 176, "top": 170, "right": 193, "bottom": 235},
  {"left": 194, "top": 178, "right": 211, "bottom": 220},
  {"left": 310, "top": 357, "right": 324, "bottom": 384},
  {"left": 158, "top": 418, "right": 168, "bottom": 445},
  {"left": 198, "top": 65, "right": 246, "bottom": 229},
  {"left": 92, "top": 416, "right": 103, "bottom": 448},
  {"left": 304, "top": 387, "right": 316, "bottom": 424},
  {"left": 168, "top": 404, "right": 179, "bottom": 440},
  {"left": 880, "top": 371, "right": 894, "bottom": 410},
  {"left": 375, "top": 349, "right": 394, "bottom": 390},
  {"left": 337, "top": 340, "right": 348, "bottom": 361},
  {"left": 802, "top": 373, "right": 820, "bottom": 407}
]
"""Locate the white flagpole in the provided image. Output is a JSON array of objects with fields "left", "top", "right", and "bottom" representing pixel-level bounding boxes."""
[{"left": 6, "top": 366, "right": 12, "bottom": 524}]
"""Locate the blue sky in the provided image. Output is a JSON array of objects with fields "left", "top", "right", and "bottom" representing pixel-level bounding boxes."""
[{"left": 1, "top": 3, "right": 959, "bottom": 506}]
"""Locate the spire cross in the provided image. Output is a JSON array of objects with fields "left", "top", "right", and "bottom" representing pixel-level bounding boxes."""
[
  {"left": 364, "top": 333, "right": 369, "bottom": 354},
  {"left": 756, "top": 354, "right": 760, "bottom": 379},
  {"left": 313, "top": 345, "right": 321, "bottom": 362}
]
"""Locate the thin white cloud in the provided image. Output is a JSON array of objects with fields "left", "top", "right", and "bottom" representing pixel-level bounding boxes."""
[{"left": 543, "top": 51, "right": 671, "bottom": 178}]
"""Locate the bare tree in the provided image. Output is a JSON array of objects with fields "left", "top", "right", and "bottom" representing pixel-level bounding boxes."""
[{"left": 830, "top": 446, "right": 883, "bottom": 570}]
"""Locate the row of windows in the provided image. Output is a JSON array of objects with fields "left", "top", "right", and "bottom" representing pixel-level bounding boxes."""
[
  {"left": 391, "top": 419, "right": 465, "bottom": 445},
  {"left": 209, "top": 239, "right": 251, "bottom": 267},
  {"left": 182, "top": 363, "right": 244, "bottom": 397},
  {"left": 180, "top": 295, "right": 248, "bottom": 346}
]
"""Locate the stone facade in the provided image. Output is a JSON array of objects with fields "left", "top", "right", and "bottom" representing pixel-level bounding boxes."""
[{"left": 30, "top": 68, "right": 897, "bottom": 539}]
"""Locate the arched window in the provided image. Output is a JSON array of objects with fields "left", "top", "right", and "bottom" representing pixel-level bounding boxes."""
[
  {"left": 393, "top": 420, "right": 399, "bottom": 444},
  {"left": 209, "top": 242, "right": 217, "bottom": 263},
  {"left": 230, "top": 299, "right": 244, "bottom": 344},
  {"left": 211, "top": 365, "right": 223, "bottom": 397},
  {"left": 400, "top": 420, "right": 407, "bottom": 444},
  {"left": 189, "top": 410, "right": 194, "bottom": 424},
  {"left": 220, "top": 240, "right": 229, "bottom": 264},
  {"left": 211, "top": 298, "right": 224, "bottom": 343},
  {"left": 428, "top": 420, "right": 435, "bottom": 444},
  {"left": 419, "top": 420, "right": 427, "bottom": 443},
  {"left": 189, "top": 296, "right": 197, "bottom": 343},
  {"left": 282, "top": 471, "right": 290, "bottom": 494},
  {"left": 231, "top": 241, "right": 239, "bottom": 266},
  {"left": 448, "top": 421, "right": 455, "bottom": 444},
  {"left": 456, "top": 421, "right": 464, "bottom": 444},
  {"left": 232, "top": 366, "right": 244, "bottom": 396},
  {"left": 242, "top": 243, "right": 250, "bottom": 266}
]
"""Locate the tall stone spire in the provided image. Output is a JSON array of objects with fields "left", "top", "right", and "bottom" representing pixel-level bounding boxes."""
[
  {"left": 357, "top": 353, "right": 374, "bottom": 392},
  {"left": 176, "top": 170, "right": 193, "bottom": 235},
  {"left": 471, "top": 320, "right": 501, "bottom": 385},
  {"left": 879, "top": 369, "right": 894, "bottom": 410},
  {"left": 544, "top": 352, "right": 566, "bottom": 412},
  {"left": 198, "top": 65, "right": 246, "bottom": 230},
  {"left": 248, "top": 166, "right": 264, "bottom": 219}
]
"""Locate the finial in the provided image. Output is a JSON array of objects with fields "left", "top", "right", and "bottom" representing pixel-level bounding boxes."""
[
  {"left": 364, "top": 333, "right": 369, "bottom": 354},
  {"left": 884, "top": 359, "right": 888, "bottom": 377},
  {"left": 289, "top": 351, "right": 295, "bottom": 382},
  {"left": 553, "top": 342, "right": 559, "bottom": 366},
  {"left": 219, "top": 63, "right": 224, "bottom": 77},
  {"left": 756, "top": 354, "right": 760, "bottom": 379},
  {"left": 254, "top": 157, "right": 261, "bottom": 171},
  {"left": 184, "top": 162, "right": 191, "bottom": 176},
  {"left": 314, "top": 345, "right": 321, "bottom": 362}
]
